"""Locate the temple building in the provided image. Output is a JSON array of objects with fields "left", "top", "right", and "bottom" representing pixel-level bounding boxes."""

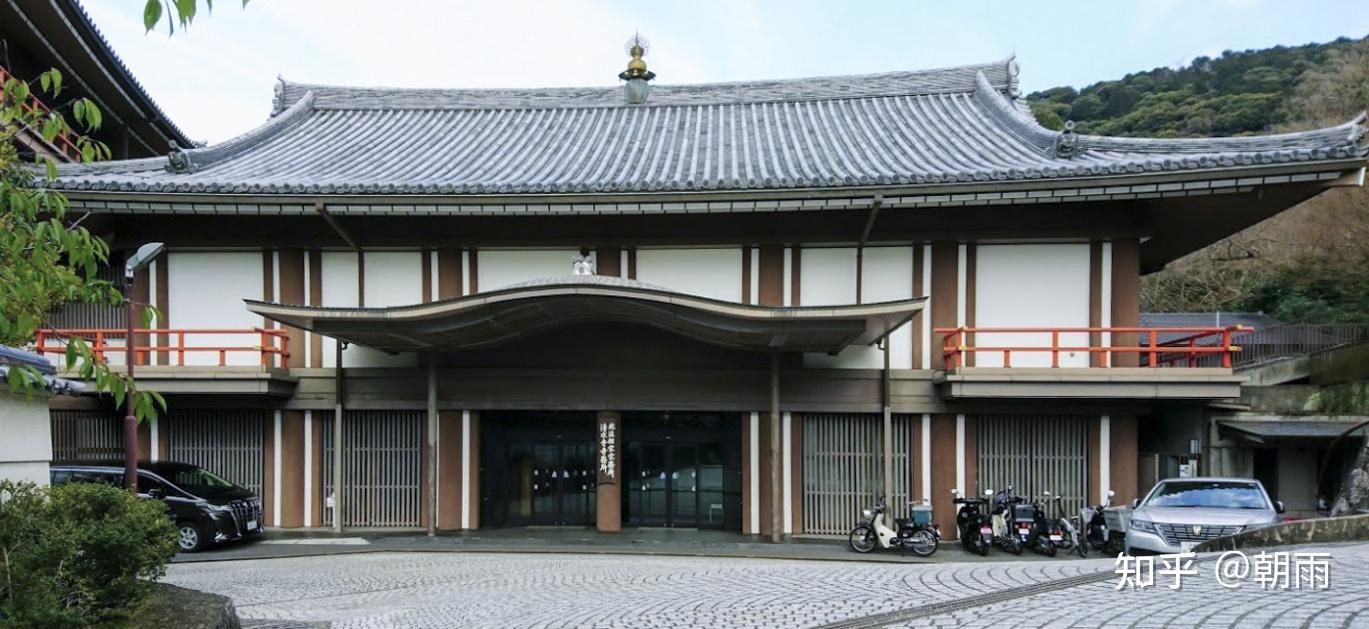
[{"left": 38, "top": 43, "right": 1369, "bottom": 539}]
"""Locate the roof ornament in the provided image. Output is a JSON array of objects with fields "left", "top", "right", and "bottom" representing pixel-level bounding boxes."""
[
  {"left": 1053, "top": 120, "right": 1081, "bottom": 159},
  {"left": 619, "top": 33, "right": 656, "bottom": 105},
  {"left": 571, "top": 248, "right": 596, "bottom": 275},
  {"left": 272, "top": 76, "right": 287, "bottom": 115},
  {"left": 165, "top": 140, "right": 195, "bottom": 173}
]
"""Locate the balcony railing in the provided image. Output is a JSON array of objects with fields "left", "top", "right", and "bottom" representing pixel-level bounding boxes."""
[
  {"left": 0, "top": 64, "right": 83, "bottom": 161},
  {"left": 34, "top": 328, "right": 291, "bottom": 369},
  {"left": 934, "top": 326, "right": 1249, "bottom": 369}
]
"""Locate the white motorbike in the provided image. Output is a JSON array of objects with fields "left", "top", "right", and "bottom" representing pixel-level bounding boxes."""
[{"left": 847, "top": 497, "right": 939, "bottom": 557}]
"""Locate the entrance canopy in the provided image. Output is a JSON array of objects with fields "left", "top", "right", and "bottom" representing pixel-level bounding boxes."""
[
  {"left": 1217, "top": 418, "right": 1369, "bottom": 445},
  {"left": 246, "top": 275, "right": 924, "bottom": 354}
]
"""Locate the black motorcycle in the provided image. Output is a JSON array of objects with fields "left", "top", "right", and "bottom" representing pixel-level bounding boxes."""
[
  {"left": 989, "top": 487, "right": 1024, "bottom": 554},
  {"left": 1082, "top": 489, "right": 1126, "bottom": 556},
  {"left": 1006, "top": 491, "right": 1056, "bottom": 557},
  {"left": 952, "top": 488, "right": 993, "bottom": 556}
]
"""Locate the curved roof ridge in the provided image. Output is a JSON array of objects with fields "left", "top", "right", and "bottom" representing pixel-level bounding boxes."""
[
  {"left": 971, "top": 70, "right": 1056, "bottom": 154},
  {"left": 55, "top": 91, "right": 317, "bottom": 177},
  {"left": 271, "top": 57, "right": 1017, "bottom": 113},
  {"left": 1075, "top": 111, "right": 1368, "bottom": 156}
]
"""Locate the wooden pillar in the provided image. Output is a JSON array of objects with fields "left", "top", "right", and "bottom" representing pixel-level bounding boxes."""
[
  {"left": 1110, "top": 415, "right": 1140, "bottom": 504},
  {"left": 1111, "top": 239, "right": 1141, "bottom": 367},
  {"left": 437, "top": 410, "right": 463, "bottom": 530},
  {"left": 279, "top": 410, "right": 306, "bottom": 527},
  {"left": 769, "top": 353, "right": 782, "bottom": 543},
  {"left": 279, "top": 249, "right": 306, "bottom": 368},
  {"left": 595, "top": 411, "right": 622, "bottom": 533},
  {"left": 424, "top": 358, "right": 438, "bottom": 536},
  {"left": 929, "top": 242, "right": 960, "bottom": 368},
  {"left": 929, "top": 414, "right": 958, "bottom": 536}
]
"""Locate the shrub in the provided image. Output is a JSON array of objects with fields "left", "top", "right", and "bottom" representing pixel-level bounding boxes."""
[{"left": 0, "top": 480, "right": 178, "bottom": 628}]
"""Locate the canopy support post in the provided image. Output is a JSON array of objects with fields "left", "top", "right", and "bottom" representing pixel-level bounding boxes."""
[
  {"left": 770, "top": 351, "right": 782, "bottom": 544},
  {"left": 333, "top": 340, "right": 345, "bottom": 534},
  {"left": 882, "top": 333, "right": 894, "bottom": 528},
  {"left": 426, "top": 354, "right": 438, "bottom": 537}
]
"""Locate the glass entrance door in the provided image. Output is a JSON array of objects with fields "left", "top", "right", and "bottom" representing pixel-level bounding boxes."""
[
  {"left": 520, "top": 442, "right": 596, "bottom": 526},
  {"left": 628, "top": 442, "right": 722, "bottom": 528}
]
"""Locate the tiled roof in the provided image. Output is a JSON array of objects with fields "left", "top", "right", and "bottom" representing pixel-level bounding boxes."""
[{"left": 49, "top": 58, "right": 1368, "bottom": 197}]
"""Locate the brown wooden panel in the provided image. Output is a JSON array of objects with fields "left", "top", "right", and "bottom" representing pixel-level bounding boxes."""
[
  {"left": 279, "top": 248, "right": 306, "bottom": 368},
  {"left": 1088, "top": 242, "right": 1103, "bottom": 367},
  {"left": 756, "top": 245, "right": 784, "bottom": 306},
  {"left": 1087, "top": 416, "right": 1101, "bottom": 508},
  {"left": 741, "top": 245, "right": 752, "bottom": 305},
  {"left": 790, "top": 245, "right": 802, "bottom": 306},
  {"left": 131, "top": 266, "right": 151, "bottom": 366},
  {"left": 912, "top": 244, "right": 924, "bottom": 369},
  {"left": 308, "top": 250, "right": 323, "bottom": 368},
  {"left": 356, "top": 251, "right": 366, "bottom": 307},
  {"left": 262, "top": 249, "right": 275, "bottom": 329},
  {"left": 468, "top": 249, "right": 479, "bottom": 294},
  {"left": 280, "top": 410, "right": 305, "bottom": 528},
  {"left": 596, "top": 247, "right": 622, "bottom": 278},
  {"left": 437, "top": 248, "right": 464, "bottom": 299},
  {"left": 155, "top": 257, "right": 169, "bottom": 365},
  {"left": 910, "top": 413, "right": 923, "bottom": 502},
  {"left": 1111, "top": 239, "right": 1142, "bottom": 367},
  {"left": 930, "top": 413, "right": 957, "bottom": 535},
  {"left": 310, "top": 412, "right": 324, "bottom": 527},
  {"left": 1110, "top": 415, "right": 1140, "bottom": 503},
  {"left": 929, "top": 243, "right": 959, "bottom": 368},
  {"left": 627, "top": 248, "right": 637, "bottom": 280},
  {"left": 421, "top": 248, "right": 432, "bottom": 304},
  {"left": 595, "top": 411, "right": 622, "bottom": 533},
  {"left": 437, "top": 410, "right": 462, "bottom": 530},
  {"left": 964, "top": 244, "right": 976, "bottom": 367},
  {"left": 963, "top": 414, "right": 977, "bottom": 494}
]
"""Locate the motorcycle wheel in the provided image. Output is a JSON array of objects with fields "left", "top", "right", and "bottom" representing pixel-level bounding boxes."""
[
  {"left": 906, "top": 528, "right": 938, "bottom": 557},
  {"left": 974, "top": 537, "right": 990, "bottom": 556},
  {"left": 1087, "top": 526, "right": 1107, "bottom": 552},
  {"left": 848, "top": 525, "right": 877, "bottom": 554},
  {"left": 1041, "top": 539, "right": 1058, "bottom": 557},
  {"left": 1007, "top": 537, "right": 1024, "bottom": 555}
]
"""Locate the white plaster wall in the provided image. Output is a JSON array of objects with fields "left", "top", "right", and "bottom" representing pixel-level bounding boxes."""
[
  {"left": 477, "top": 249, "right": 579, "bottom": 291},
  {"left": 167, "top": 251, "right": 264, "bottom": 366},
  {"left": 635, "top": 248, "right": 743, "bottom": 302},
  {"left": 803, "top": 247, "right": 914, "bottom": 369},
  {"left": 973, "top": 244, "right": 1091, "bottom": 367},
  {"left": 352, "top": 251, "right": 422, "bottom": 367},
  {"left": 320, "top": 251, "right": 358, "bottom": 368},
  {"left": 0, "top": 393, "right": 53, "bottom": 485}
]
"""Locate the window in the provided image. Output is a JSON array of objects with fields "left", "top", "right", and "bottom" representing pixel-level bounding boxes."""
[
  {"left": 1145, "top": 481, "right": 1268, "bottom": 510},
  {"left": 49, "top": 470, "right": 73, "bottom": 485}
]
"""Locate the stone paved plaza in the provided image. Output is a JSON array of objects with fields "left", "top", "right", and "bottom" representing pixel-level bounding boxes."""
[{"left": 164, "top": 543, "right": 1369, "bottom": 628}]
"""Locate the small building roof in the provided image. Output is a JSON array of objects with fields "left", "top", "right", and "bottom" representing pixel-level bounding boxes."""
[
  {"left": 49, "top": 58, "right": 1367, "bottom": 199},
  {"left": 0, "top": 345, "right": 83, "bottom": 395},
  {"left": 246, "top": 274, "right": 924, "bottom": 354}
]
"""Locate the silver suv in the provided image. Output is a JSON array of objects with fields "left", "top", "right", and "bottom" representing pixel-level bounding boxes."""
[{"left": 1126, "top": 477, "right": 1283, "bottom": 555}]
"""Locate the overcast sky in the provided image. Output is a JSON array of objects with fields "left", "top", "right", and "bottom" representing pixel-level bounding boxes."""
[{"left": 82, "top": 0, "right": 1369, "bottom": 144}]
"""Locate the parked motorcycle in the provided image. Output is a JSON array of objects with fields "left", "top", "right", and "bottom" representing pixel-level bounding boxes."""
[
  {"left": 1080, "top": 490, "right": 1129, "bottom": 556},
  {"left": 1043, "top": 490, "right": 1085, "bottom": 557},
  {"left": 952, "top": 488, "right": 994, "bottom": 556},
  {"left": 848, "top": 497, "right": 939, "bottom": 557},
  {"left": 988, "top": 486, "right": 1024, "bottom": 554},
  {"left": 1004, "top": 491, "right": 1055, "bottom": 557}
]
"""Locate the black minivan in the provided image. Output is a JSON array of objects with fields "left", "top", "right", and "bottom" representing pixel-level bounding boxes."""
[{"left": 50, "top": 461, "right": 263, "bottom": 552}]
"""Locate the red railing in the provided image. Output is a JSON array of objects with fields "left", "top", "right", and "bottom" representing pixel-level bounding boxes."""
[
  {"left": 934, "top": 326, "right": 1250, "bottom": 369},
  {"left": 0, "top": 65, "right": 83, "bottom": 161},
  {"left": 34, "top": 328, "right": 291, "bottom": 368}
]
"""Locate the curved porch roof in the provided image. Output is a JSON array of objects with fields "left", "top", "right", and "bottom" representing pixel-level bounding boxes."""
[{"left": 245, "top": 275, "right": 924, "bottom": 354}]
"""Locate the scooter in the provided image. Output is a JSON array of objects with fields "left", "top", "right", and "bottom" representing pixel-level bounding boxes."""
[
  {"left": 847, "top": 497, "right": 939, "bottom": 557},
  {"left": 1006, "top": 491, "right": 1056, "bottom": 557},
  {"left": 953, "top": 488, "right": 994, "bottom": 556},
  {"left": 1081, "top": 490, "right": 1115, "bottom": 554},
  {"left": 989, "top": 486, "right": 1024, "bottom": 554},
  {"left": 1043, "top": 490, "right": 1085, "bottom": 557}
]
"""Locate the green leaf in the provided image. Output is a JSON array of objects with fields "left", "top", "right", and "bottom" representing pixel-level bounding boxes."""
[
  {"left": 143, "top": 0, "right": 163, "bottom": 31},
  {"left": 174, "top": 0, "right": 197, "bottom": 24}
]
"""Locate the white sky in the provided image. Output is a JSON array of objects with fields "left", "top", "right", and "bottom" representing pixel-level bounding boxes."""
[{"left": 81, "top": 0, "right": 1369, "bottom": 143}]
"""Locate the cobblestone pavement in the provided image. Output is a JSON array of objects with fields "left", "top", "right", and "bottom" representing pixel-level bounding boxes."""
[{"left": 164, "top": 543, "right": 1369, "bottom": 629}]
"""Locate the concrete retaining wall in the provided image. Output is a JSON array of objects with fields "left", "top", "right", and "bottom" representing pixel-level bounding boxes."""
[{"left": 1194, "top": 513, "right": 1369, "bottom": 552}]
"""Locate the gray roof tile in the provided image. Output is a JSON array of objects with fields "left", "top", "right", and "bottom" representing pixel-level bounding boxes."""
[{"left": 48, "top": 59, "right": 1369, "bottom": 200}]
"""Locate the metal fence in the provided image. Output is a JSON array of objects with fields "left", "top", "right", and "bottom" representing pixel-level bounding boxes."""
[
  {"left": 802, "top": 413, "right": 912, "bottom": 535},
  {"left": 975, "top": 415, "right": 1090, "bottom": 519},
  {"left": 321, "top": 410, "right": 423, "bottom": 528},
  {"left": 166, "top": 410, "right": 266, "bottom": 495},
  {"left": 50, "top": 410, "right": 122, "bottom": 461},
  {"left": 1224, "top": 324, "right": 1369, "bottom": 369}
]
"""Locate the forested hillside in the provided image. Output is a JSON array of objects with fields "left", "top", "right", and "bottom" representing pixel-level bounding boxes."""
[{"left": 1026, "top": 36, "right": 1369, "bottom": 322}]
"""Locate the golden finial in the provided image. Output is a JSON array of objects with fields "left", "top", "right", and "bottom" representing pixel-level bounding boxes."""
[{"left": 619, "top": 32, "right": 656, "bottom": 82}]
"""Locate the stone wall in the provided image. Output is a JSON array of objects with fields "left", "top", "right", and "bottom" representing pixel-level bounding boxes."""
[{"left": 1193, "top": 513, "right": 1369, "bottom": 552}]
